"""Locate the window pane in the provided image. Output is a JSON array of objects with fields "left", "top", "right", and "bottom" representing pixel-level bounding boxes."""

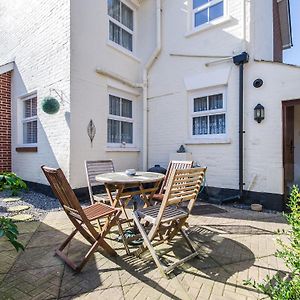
[
  {"left": 193, "top": 116, "right": 208, "bottom": 135},
  {"left": 121, "top": 121, "right": 133, "bottom": 143},
  {"left": 121, "top": 3, "right": 133, "bottom": 30},
  {"left": 195, "top": 8, "right": 208, "bottom": 27},
  {"left": 194, "top": 96, "right": 207, "bottom": 112},
  {"left": 209, "top": 1, "right": 223, "bottom": 21},
  {"left": 23, "top": 120, "right": 37, "bottom": 144},
  {"left": 109, "top": 95, "right": 121, "bottom": 116},
  {"left": 109, "top": 21, "right": 121, "bottom": 45},
  {"left": 108, "top": 0, "right": 120, "bottom": 21},
  {"left": 121, "top": 29, "right": 133, "bottom": 51},
  {"left": 209, "top": 93, "right": 223, "bottom": 110},
  {"left": 193, "top": 0, "right": 208, "bottom": 9},
  {"left": 209, "top": 114, "right": 225, "bottom": 134},
  {"left": 31, "top": 97, "right": 37, "bottom": 116},
  {"left": 24, "top": 100, "right": 32, "bottom": 118},
  {"left": 121, "top": 99, "right": 132, "bottom": 118},
  {"left": 107, "top": 119, "right": 120, "bottom": 143}
]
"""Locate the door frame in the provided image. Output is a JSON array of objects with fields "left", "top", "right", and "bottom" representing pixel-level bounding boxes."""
[{"left": 282, "top": 99, "right": 300, "bottom": 206}]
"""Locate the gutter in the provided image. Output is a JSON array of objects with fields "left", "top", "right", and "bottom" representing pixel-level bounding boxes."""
[{"left": 142, "top": 0, "right": 162, "bottom": 170}]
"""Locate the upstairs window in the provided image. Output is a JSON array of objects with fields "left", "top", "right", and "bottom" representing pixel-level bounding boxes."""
[
  {"left": 193, "top": 0, "right": 224, "bottom": 28},
  {"left": 22, "top": 94, "right": 37, "bottom": 144},
  {"left": 192, "top": 92, "right": 226, "bottom": 136},
  {"left": 107, "top": 94, "right": 133, "bottom": 144},
  {"left": 108, "top": 0, "right": 134, "bottom": 52}
]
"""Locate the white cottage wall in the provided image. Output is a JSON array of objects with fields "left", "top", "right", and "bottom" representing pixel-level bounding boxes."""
[
  {"left": 69, "top": 0, "right": 156, "bottom": 188},
  {"left": 0, "top": 0, "right": 71, "bottom": 184}
]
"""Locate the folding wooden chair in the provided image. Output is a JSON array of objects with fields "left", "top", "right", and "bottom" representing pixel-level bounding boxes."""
[
  {"left": 41, "top": 165, "right": 122, "bottom": 272},
  {"left": 85, "top": 160, "right": 115, "bottom": 204},
  {"left": 133, "top": 167, "right": 207, "bottom": 276},
  {"left": 152, "top": 160, "right": 193, "bottom": 202}
]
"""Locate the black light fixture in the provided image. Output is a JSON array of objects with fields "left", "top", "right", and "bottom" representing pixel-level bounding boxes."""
[{"left": 254, "top": 104, "right": 265, "bottom": 123}]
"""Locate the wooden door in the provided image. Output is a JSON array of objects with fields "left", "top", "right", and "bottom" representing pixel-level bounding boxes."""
[{"left": 283, "top": 105, "right": 294, "bottom": 185}]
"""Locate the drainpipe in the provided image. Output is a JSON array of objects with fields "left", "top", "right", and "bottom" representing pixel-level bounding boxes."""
[
  {"left": 142, "top": 0, "right": 162, "bottom": 170},
  {"left": 233, "top": 51, "right": 249, "bottom": 200}
]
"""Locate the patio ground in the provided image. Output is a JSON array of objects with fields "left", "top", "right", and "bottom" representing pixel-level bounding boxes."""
[{"left": 0, "top": 203, "right": 289, "bottom": 300}]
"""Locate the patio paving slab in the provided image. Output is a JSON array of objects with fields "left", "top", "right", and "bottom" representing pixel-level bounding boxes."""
[{"left": 0, "top": 204, "right": 290, "bottom": 300}]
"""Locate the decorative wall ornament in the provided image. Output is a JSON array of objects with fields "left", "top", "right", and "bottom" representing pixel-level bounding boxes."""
[{"left": 87, "top": 119, "right": 96, "bottom": 146}]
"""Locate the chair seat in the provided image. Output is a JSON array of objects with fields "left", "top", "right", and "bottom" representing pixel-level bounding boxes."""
[
  {"left": 136, "top": 205, "right": 188, "bottom": 224},
  {"left": 83, "top": 203, "right": 117, "bottom": 221}
]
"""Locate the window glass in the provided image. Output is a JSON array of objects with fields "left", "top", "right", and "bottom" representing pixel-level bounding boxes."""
[
  {"left": 209, "top": 94, "right": 223, "bottom": 110},
  {"left": 121, "top": 99, "right": 132, "bottom": 118},
  {"left": 121, "top": 3, "right": 133, "bottom": 30},
  {"left": 193, "top": 116, "right": 208, "bottom": 135},
  {"left": 209, "top": 1, "right": 223, "bottom": 21},
  {"left": 108, "top": 0, "right": 120, "bottom": 21},
  {"left": 193, "top": 0, "right": 208, "bottom": 9},
  {"left": 107, "top": 119, "right": 120, "bottom": 143},
  {"left": 209, "top": 114, "right": 225, "bottom": 134},
  {"left": 109, "top": 95, "right": 121, "bottom": 116},
  {"left": 121, "top": 121, "right": 133, "bottom": 143},
  {"left": 194, "top": 97, "right": 207, "bottom": 112},
  {"left": 121, "top": 29, "right": 133, "bottom": 51},
  {"left": 109, "top": 21, "right": 121, "bottom": 45},
  {"left": 195, "top": 9, "right": 208, "bottom": 27}
]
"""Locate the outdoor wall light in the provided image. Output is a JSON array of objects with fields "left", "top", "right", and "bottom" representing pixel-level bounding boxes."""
[{"left": 254, "top": 104, "right": 265, "bottom": 123}]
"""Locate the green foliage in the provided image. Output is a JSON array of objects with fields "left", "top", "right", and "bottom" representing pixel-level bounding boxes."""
[
  {"left": 244, "top": 185, "right": 300, "bottom": 299},
  {"left": 0, "top": 172, "right": 28, "bottom": 196},
  {"left": 0, "top": 217, "right": 24, "bottom": 251}
]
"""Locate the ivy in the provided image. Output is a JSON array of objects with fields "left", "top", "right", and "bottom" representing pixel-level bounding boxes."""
[{"left": 0, "top": 217, "right": 24, "bottom": 252}]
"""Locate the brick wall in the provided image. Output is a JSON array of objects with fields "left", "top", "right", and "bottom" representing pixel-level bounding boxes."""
[
  {"left": 0, "top": 71, "right": 12, "bottom": 172},
  {"left": 273, "top": 0, "right": 283, "bottom": 62}
]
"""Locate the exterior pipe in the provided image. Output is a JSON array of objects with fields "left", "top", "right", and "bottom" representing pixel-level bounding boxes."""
[
  {"left": 222, "top": 52, "right": 249, "bottom": 204},
  {"left": 142, "top": 0, "right": 162, "bottom": 170}
]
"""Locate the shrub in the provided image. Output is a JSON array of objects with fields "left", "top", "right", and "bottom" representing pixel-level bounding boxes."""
[
  {"left": 0, "top": 217, "right": 24, "bottom": 251},
  {"left": 244, "top": 185, "right": 300, "bottom": 299},
  {"left": 0, "top": 172, "right": 28, "bottom": 196}
]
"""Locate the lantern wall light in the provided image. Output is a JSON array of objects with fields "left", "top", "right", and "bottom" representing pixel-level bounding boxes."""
[{"left": 254, "top": 103, "right": 265, "bottom": 123}]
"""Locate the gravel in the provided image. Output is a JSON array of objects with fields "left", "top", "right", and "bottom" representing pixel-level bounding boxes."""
[{"left": 0, "top": 190, "right": 62, "bottom": 221}]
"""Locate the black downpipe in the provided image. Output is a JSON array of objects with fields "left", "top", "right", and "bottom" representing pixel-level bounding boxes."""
[{"left": 221, "top": 52, "right": 249, "bottom": 203}]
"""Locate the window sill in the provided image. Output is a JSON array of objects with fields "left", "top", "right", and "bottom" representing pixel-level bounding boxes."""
[
  {"left": 106, "top": 41, "right": 141, "bottom": 63},
  {"left": 185, "top": 16, "right": 233, "bottom": 38},
  {"left": 185, "top": 137, "right": 231, "bottom": 145},
  {"left": 105, "top": 147, "right": 140, "bottom": 152},
  {"left": 16, "top": 146, "right": 38, "bottom": 153}
]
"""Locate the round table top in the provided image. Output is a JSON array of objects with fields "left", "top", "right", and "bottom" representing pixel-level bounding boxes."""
[{"left": 95, "top": 171, "right": 165, "bottom": 184}]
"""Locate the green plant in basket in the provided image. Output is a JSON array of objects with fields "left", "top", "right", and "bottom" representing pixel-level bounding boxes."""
[
  {"left": 244, "top": 185, "right": 300, "bottom": 300},
  {"left": 0, "top": 217, "right": 24, "bottom": 251},
  {"left": 0, "top": 172, "right": 28, "bottom": 196}
]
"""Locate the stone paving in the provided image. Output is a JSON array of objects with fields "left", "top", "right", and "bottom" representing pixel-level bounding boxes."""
[{"left": 0, "top": 205, "right": 290, "bottom": 300}]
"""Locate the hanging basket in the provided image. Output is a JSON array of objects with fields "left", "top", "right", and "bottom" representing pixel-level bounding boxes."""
[{"left": 41, "top": 96, "right": 60, "bottom": 114}]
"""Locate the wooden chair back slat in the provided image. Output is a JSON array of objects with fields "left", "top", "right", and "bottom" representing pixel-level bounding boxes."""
[
  {"left": 159, "top": 160, "right": 193, "bottom": 194},
  {"left": 41, "top": 166, "right": 88, "bottom": 223},
  {"left": 162, "top": 167, "right": 206, "bottom": 213},
  {"left": 85, "top": 160, "right": 115, "bottom": 187}
]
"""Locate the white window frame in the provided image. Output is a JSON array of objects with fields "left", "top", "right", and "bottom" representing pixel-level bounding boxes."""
[
  {"left": 190, "top": 87, "right": 227, "bottom": 140},
  {"left": 187, "top": 0, "right": 229, "bottom": 36},
  {"left": 107, "top": 0, "right": 136, "bottom": 55},
  {"left": 20, "top": 92, "right": 38, "bottom": 146},
  {"left": 107, "top": 91, "right": 136, "bottom": 148}
]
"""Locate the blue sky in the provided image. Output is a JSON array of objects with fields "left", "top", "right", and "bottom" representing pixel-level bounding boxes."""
[{"left": 283, "top": 0, "right": 300, "bottom": 65}]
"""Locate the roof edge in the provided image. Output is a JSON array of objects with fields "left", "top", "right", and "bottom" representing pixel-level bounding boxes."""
[{"left": 0, "top": 61, "right": 14, "bottom": 75}]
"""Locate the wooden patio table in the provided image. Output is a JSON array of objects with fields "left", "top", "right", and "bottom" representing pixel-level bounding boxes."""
[
  {"left": 95, "top": 171, "right": 165, "bottom": 209},
  {"left": 95, "top": 171, "right": 165, "bottom": 254}
]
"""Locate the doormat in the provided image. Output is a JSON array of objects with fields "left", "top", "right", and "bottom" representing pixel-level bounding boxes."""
[{"left": 192, "top": 204, "right": 227, "bottom": 215}]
